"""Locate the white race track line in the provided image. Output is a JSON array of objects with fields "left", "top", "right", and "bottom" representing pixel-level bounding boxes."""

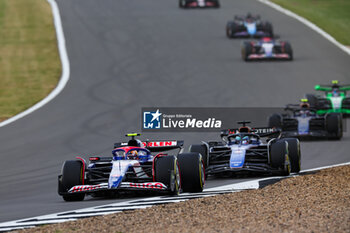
[
  {"left": 1, "top": 0, "right": 350, "bottom": 231},
  {"left": 0, "top": 0, "right": 70, "bottom": 128},
  {"left": 258, "top": 0, "right": 350, "bottom": 56},
  {"left": 1, "top": 161, "right": 350, "bottom": 231}
]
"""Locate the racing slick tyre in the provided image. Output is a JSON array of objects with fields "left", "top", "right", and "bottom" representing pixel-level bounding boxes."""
[
  {"left": 342, "top": 98, "right": 350, "bottom": 117},
  {"left": 178, "top": 153, "right": 205, "bottom": 193},
  {"left": 268, "top": 114, "right": 282, "bottom": 129},
  {"left": 305, "top": 94, "right": 318, "bottom": 108},
  {"left": 155, "top": 155, "right": 181, "bottom": 195},
  {"left": 326, "top": 113, "right": 343, "bottom": 140},
  {"left": 59, "top": 160, "right": 85, "bottom": 201},
  {"left": 179, "top": 0, "right": 185, "bottom": 8},
  {"left": 264, "top": 21, "right": 274, "bottom": 37},
  {"left": 279, "top": 138, "right": 301, "bottom": 173},
  {"left": 270, "top": 141, "right": 290, "bottom": 176},
  {"left": 284, "top": 42, "right": 293, "bottom": 60},
  {"left": 241, "top": 41, "right": 252, "bottom": 61},
  {"left": 189, "top": 144, "right": 209, "bottom": 169},
  {"left": 226, "top": 22, "right": 236, "bottom": 38}
]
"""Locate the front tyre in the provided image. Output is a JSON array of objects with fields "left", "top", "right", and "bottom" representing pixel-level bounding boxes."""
[
  {"left": 279, "top": 138, "right": 301, "bottom": 173},
  {"left": 270, "top": 141, "right": 290, "bottom": 176},
  {"left": 155, "top": 156, "right": 181, "bottom": 195},
  {"left": 59, "top": 160, "right": 85, "bottom": 201},
  {"left": 178, "top": 153, "right": 205, "bottom": 193},
  {"left": 241, "top": 41, "right": 252, "bottom": 61}
]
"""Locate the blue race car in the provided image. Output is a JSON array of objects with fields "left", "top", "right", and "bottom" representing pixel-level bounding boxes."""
[
  {"left": 241, "top": 37, "right": 293, "bottom": 61},
  {"left": 58, "top": 134, "right": 204, "bottom": 201},
  {"left": 189, "top": 121, "right": 301, "bottom": 177},
  {"left": 268, "top": 99, "right": 343, "bottom": 140},
  {"left": 226, "top": 13, "right": 273, "bottom": 38}
]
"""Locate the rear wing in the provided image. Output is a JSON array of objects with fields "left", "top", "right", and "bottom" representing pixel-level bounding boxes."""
[
  {"left": 220, "top": 127, "right": 281, "bottom": 138},
  {"left": 315, "top": 84, "right": 350, "bottom": 92},
  {"left": 284, "top": 104, "right": 318, "bottom": 113},
  {"left": 114, "top": 140, "right": 184, "bottom": 152}
]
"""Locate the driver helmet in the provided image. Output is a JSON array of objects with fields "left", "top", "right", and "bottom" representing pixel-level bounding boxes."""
[
  {"left": 300, "top": 102, "right": 310, "bottom": 109},
  {"left": 242, "top": 136, "right": 249, "bottom": 145},
  {"left": 332, "top": 89, "right": 340, "bottom": 97},
  {"left": 128, "top": 150, "right": 138, "bottom": 159},
  {"left": 235, "top": 136, "right": 241, "bottom": 144}
]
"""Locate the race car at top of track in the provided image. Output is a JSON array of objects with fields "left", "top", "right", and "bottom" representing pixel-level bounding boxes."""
[
  {"left": 189, "top": 121, "right": 301, "bottom": 177},
  {"left": 179, "top": 0, "right": 220, "bottom": 8},
  {"left": 268, "top": 99, "right": 343, "bottom": 140},
  {"left": 58, "top": 134, "right": 205, "bottom": 201},
  {"left": 241, "top": 37, "right": 293, "bottom": 61},
  {"left": 226, "top": 13, "right": 273, "bottom": 38},
  {"left": 305, "top": 80, "right": 350, "bottom": 116}
]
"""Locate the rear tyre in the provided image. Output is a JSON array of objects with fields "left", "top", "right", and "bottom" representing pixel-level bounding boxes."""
[
  {"left": 59, "top": 160, "right": 85, "bottom": 201},
  {"left": 189, "top": 144, "right": 208, "bottom": 169},
  {"left": 264, "top": 21, "right": 274, "bottom": 37},
  {"left": 178, "top": 153, "right": 205, "bottom": 192},
  {"left": 270, "top": 141, "right": 290, "bottom": 176},
  {"left": 326, "top": 113, "right": 343, "bottom": 140},
  {"left": 305, "top": 94, "right": 318, "bottom": 109},
  {"left": 268, "top": 114, "right": 282, "bottom": 129},
  {"left": 279, "top": 138, "right": 301, "bottom": 173},
  {"left": 155, "top": 156, "right": 180, "bottom": 195},
  {"left": 241, "top": 42, "right": 252, "bottom": 61},
  {"left": 226, "top": 22, "right": 236, "bottom": 38},
  {"left": 179, "top": 0, "right": 184, "bottom": 8}
]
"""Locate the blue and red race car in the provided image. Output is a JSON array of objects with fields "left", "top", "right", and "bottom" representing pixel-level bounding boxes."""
[
  {"left": 179, "top": 0, "right": 220, "bottom": 8},
  {"left": 226, "top": 13, "right": 273, "bottom": 38},
  {"left": 58, "top": 133, "right": 204, "bottom": 201},
  {"left": 241, "top": 37, "right": 293, "bottom": 61}
]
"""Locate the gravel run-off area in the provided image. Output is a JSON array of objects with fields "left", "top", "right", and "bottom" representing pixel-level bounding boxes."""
[{"left": 18, "top": 165, "right": 350, "bottom": 233}]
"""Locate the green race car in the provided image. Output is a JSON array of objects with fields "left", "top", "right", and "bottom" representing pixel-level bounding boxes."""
[{"left": 306, "top": 80, "right": 350, "bottom": 115}]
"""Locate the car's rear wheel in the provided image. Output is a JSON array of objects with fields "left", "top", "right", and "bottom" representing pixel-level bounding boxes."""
[
  {"left": 179, "top": 0, "right": 185, "bottom": 8},
  {"left": 264, "top": 21, "right": 274, "bottom": 37},
  {"left": 268, "top": 114, "right": 282, "bottom": 129},
  {"left": 326, "top": 113, "right": 343, "bottom": 140},
  {"left": 279, "top": 138, "right": 301, "bottom": 173},
  {"left": 305, "top": 94, "right": 318, "bottom": 109},
  {"left": 226, "top": 22, "right": 237, "bottom": 38},
  {"left": 189, "top": 144, "right": 208, "bottom": 169},
  {"left": 270, "top": 141, "right": 290, "bottom": 176},
  {"left": 155, "top": 156, "right": 180, "bottom": 195},
  {"left": 60, "top": 160, "right": 85, "bottom": 201},
  {"left": 178, "top": 153, "right": 205, "bottom": 192}
]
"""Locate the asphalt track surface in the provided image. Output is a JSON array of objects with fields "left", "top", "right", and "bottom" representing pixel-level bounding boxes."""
[{"left": 0, "top": 0, "right": 350, "bottom": 223}]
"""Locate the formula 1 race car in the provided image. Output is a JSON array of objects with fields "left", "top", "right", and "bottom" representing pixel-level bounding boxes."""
[
  {"left": 179, "top": 0, "right": 220, "bottom": 8},
  {"left": 305, "top": 80, "right": 350, "bottom": 116},
  {"left": 189, "top": 121, "right": 301, "bottom": 177},
  {"left": 58, "top": 134, "right": 204, "bottom": 201},
  {"left": 241, "top": 37, "right": 293, "bottom": 61},
  {"left": 226, "top": 13, "right": 273, "bottom": 38},
  {"left": 268, "top": 100, "right": 343, "bottom": 140}
]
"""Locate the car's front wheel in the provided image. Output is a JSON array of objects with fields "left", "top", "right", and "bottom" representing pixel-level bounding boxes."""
[
  {"left": 178, "top": 153, "right": 205, "bottom": 193},
  {"left": 59, "top": 160, "right": 85, "bottom": 201}
]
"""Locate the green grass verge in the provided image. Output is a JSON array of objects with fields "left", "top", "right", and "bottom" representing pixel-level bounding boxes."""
[
  {"left": 0, "top": 0, "right": 61, "bottom": 122},
  {"left": 271, "top": 0, "right": 350, "bottom": 45}
]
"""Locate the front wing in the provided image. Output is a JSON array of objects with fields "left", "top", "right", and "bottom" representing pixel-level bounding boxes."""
[
  {"left": 206, "top": 163, "right": 282, "bottom": 175},
  {"left": 246, "top": 53, "right": 291, "bottom": 60},
  {"left": 62, "top": 182, "right": 168, "bottom": 195}
]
